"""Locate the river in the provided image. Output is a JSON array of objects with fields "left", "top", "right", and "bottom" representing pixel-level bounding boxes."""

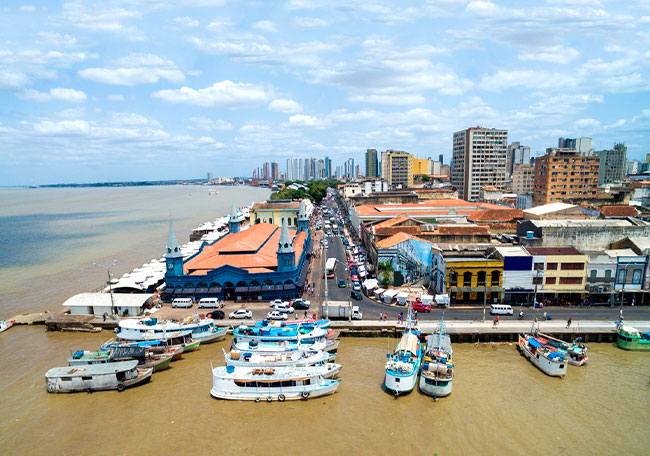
[{"left": 1, "top": 186, "right": 649, "bottom": 455}]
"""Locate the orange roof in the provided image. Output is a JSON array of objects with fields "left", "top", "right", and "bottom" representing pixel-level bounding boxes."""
[
  {"left": 374, "top": 215, "right": 410, "bottom": 228},
  {"left": 600, "top": 205, "right": 638, "bottom": 217},
  {"left": 377, "top": 232, "right": 435, "bottom": 249},
  {"left": 375, "top": 226, "right": 422, "bottom": 237},
  {"left": 429, "top": 225, "right": 490, "bottom": 235},
  {"left": 184, "top": 223, "right": 307, "bottom": 275},
  {"left": 354, "top": 199, "right": 504, "bottom": 216},
  {"left": 467, "top": 209, "right": 523, "bottom": 222}
]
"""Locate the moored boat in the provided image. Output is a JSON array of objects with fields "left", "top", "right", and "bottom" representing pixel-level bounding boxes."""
[
  {"left": 419, "top": 326, "right": 453, "bottom": 397},
  {"left": 0, "top": 319, "right": 15, "bottom": 334},
  {"left": 518, "top": 335, "right": 567, "bottom": 377},
  {"left": 385, "top": 332, "right": 422, "bottom": 396},
  {"left": 536, "top": 332, "right": 588, "bottom": 366},
  {"left": 116, "top": 326, "right": 199, "bottom": 353},
  {"left": 45, "top": 360, "right": 152, "bottom": 393},
  {"left": 617, "top": 325, "right": 650, "bottom": 351},
  {"left": 232, "top": 324, "right": 328, "bottom": 343},
  {"left": 210, "top": 365, "right": 341, "bottom": 401},
  {"left": 225, "top": 348, "right": 338, "bottom": 374},
  {"left": 69, "top": 347, "right": 173, "bottom": 372}
]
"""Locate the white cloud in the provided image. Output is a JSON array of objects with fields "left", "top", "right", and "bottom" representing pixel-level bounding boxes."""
[
  {"left": 79, "top": 53, "right": 185, "bottom": 86},
  {"left": 152, "top": 80, "right": 272, "bottom": 108},
  {"left": 252, "top": 20, "right": 277, "bottom": 32},
  {"left": 292, "top": 16, "right": 329, "bottom": 28},
  {"left": 61, "top": 2, "right": 144, "bottom": 40},
  {"left": 107, "top": 94, "right": 125, "bottom": 101},
  {"left": 19, "top": 5, "right": 36, "bottom": 12},
  {"left": 574, "top": 118, "right": 601, "bottom": 130},
  {"left": 287, "top": 114, "right": 330, "bottom": 128},
  {"left": 478, "top": 70, "right": 579, "bottom": 92},
  {"left": 0, "top": 70, "right": 29, "bottom": 90},
  {"left": 36, "top": 32, "right": 77, "bottom": 47},
  {"left": 268, "top": 98, "right": 302, "bottom": 113},
  {"left": 196, "top": 136, "right": 225, "bottom": 148},
  {"left": 173, "top": 16, "right": 200, "bottom": 29},
  {"left": 20, "top": 88, "right": 87, "bottom": 102},
  {"left": 188, "top": 117, "right": 233, "bottom": 131},
  {"left": 519, "top": 45, "right": 580, "bottom": 64},
  {"left": 34, "top": 119, "right": 90, "bottom": 135}
]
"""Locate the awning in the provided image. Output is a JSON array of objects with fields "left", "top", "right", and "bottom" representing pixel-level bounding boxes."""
[
  {"left": 274, "top": 285, "right": 284, "bottom": 291},
  {"left": 262, "top": 285, "right": 275, "bottom": 291},
  {"left": 195, "top": 288, "right": 209, "bottom": 294},
  {"left": 420, "top": 294, "right": 433, "bottom": 306},
  {"left": 207, "top": 287, "right": 222, "bottom": 293},
  {"left": 396, "top": 291, "right": 409, "bottom": 304},
  {"left": 383, "top": 289, "right": 399, "bottom": 299},
  {"left": 248, "top": 286, "right": 262, "bottom": 292},
  {"left": 528, "top": 338, "right": 542, "bottom": 348},
  {"left": 297, "top": 265, "right": 309, "bottom": 287},
  {"left": 450, "top": 286, "right": 504, "bottom": 292},
  {"left": 235, "top": 286, "right": 249, "bottom": 293},
  {"left": 283, "top": 284, "right": 296, "bottom": 291},
  {"left": 180, "top": 288, "right": 195, "bottom": 295}
]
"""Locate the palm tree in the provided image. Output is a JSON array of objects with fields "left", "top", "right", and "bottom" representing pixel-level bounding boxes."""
[{"left": 379, "top": 260, "right": 394, "bottom": 287}]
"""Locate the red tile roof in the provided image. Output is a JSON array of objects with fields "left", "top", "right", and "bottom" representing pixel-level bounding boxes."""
[
  {"left": 467, "top": 209, "right": 523, "bottom": 222},
  {"left": 374, "top": 215, "right": 411, "bottom": 228},
  {"left": 377, "top": 232, "right": 435, "bottom": 249},
  {"left": 600, "top": 205, "right": 638, "bottom": 217},
  {"left": 429, "top": 225, "right": 490, "bottom": 235},
  {"left": 525, "top": 246, "right": 582, "bottom": 256}
]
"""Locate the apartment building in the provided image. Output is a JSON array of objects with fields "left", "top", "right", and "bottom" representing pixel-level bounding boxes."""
[
  {"left": 452, "top": 127, "right": 508, "bottom": 202},
  {"left": 595, "top": 143, "right": 626, "bottom": 185},
  {"left": 512, "top": 164, "right": 535, "bottom": 194},
  {"left": 365, "top": 149, "right": 378, "bottom": 178},
  {"left": 533, "top": 148, "right": 600, "bottom": 206},
  {"left": 381, "top": 150, "right": 413, "bottom": 188}
]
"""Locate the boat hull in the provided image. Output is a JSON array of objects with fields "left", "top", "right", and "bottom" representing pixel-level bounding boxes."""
[
  {"left": 384, "top": 371, "right": 418, "bottom": 395},
  {"left": 419, "top": 376, "right": 452, "bottom": 397},
  {"left": 210, "top": 379, "right": 340, "bottom": 401},
  {"left": 518, "top": 337, "right": 567, "bottom": 377},
  {"left": 194, "top": 327, "right": 228, "bottom": 344},
  {"left": 617, "top": 336, "right": 650, "bottom": 351},
  {"left": 183, "top": 340, "right": 201, "bottom": 352},
  {"left": 46, "top": 367, "right": 153, "bottom": 393}
]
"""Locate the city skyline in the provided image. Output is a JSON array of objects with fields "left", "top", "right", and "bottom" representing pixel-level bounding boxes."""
[{"left": 1, "top": 1, "right": 649, "bottom": 185}]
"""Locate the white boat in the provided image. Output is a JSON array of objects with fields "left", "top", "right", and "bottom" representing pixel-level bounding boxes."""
[
  {"left": 45, "top": 360, "right": 152, "bottom": 393},
  {"left": 118, "top": 317, "right": 225, "bottom": 344},
  {"left": 210, "top": 365, "right": 341, "bottom": 401},
  {"left": 419, "top": 332, "right": 453, "bottom": 397},
  {"left": 518, "top": 335, "right": 568, "bottom": 377},
  {"left": 232, "top": 338, "right": 339, "bottom": 354},
  {"left": 224, "top": 348, "right": 338, "bottom": 373},
  {"left": 0, "top": 319, "right": 15, "bottom": 334},
  {"left": 385, "top": 309, "right": 422, "bottom": 396}
]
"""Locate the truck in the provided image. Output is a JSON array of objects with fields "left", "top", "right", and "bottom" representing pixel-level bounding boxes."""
[{"left": 323, "top": 301, "right": 363, "bottom": 320}]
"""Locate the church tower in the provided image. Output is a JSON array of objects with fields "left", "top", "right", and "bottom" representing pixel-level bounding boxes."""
[
  {"left": 164, "top": 220, "right": 184, "bottom": 277},
  {"left": 228, "top": 202, "right": 240, "bottom": 234},
  {"left": 297, "top": 199, "right": 309, "bottom": 234},
  {"left": 276, "top": 219, "right": 295, "bottom": 272}
]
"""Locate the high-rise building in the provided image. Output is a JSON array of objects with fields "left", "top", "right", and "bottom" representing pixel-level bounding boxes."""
[
  {"left": 452, "top": 127, "right": 508, "bottom": 202},
  {"left": 270, "top": 162, "right": 279, "bottom": 182},
  {"left": 324, "top": 156, "right": 332, "bottom": 178},
  {"left": 512, "top": 164, "right": 534, "bottom": 194},
  {"left": 429, "top": 161, "right": 442, "bottom": 175},
  {"left": 354, "top": 164, "right": 360, "bottom": 178},
  {"left": 595, "top": 143, "right": 626, "bottom": 185},
  {"left": 506, "top": 142, "right": 531, "bottom": 177},
  {"left": 365, "top": 149, "right": 378, "bottom": 177},
  {"left": 381, "top": 150, "right": 413, "bottom": 188},
  {"left": 316, "top": 159, "right": 325, "bottom": 179},
  {"left": 335, "top": 166, "right": 343, "bottom": 178},
  {"left": 412, "top": 158, "right": 430, "bottom": 175},
  {"left": 533, "top": 148, "right": 600, "bottom": 205},
  {"left": 343, "top": 158, "right": 355, "bottom": 178},
  {"left": 559, "top": 137, "right": 592, "bottom": 156},
  {"left": 207, "top": 172, "right": 213, "bottom": 184},
  {"left": 438, "top": 154, "right": 444, "bottom": 165},
  {"left": 262, "top": 162, "right": 270, "bottom": 180}
]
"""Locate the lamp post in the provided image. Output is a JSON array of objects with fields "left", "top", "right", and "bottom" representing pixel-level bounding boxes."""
[
  {"left": 94, "top": 259, "right": 118, "bottom": 313},
  {"left": 532, "top": 269, "right": 542, "bottom": 309},
  {"left": 483, "top": 250, "right": 498, "bottom": 322},
  {"left": 619, "top": 267, "right": 626, "bottom": 318}
]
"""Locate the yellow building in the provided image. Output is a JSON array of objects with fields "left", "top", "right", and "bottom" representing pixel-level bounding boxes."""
[
  {"left": 381, "top": 150, "right": 413, "bottom": 188},
  {"left": 250, "top": 200, "right": 300, "bottom": 228},
  {"left": 413, "top": 158, "right": 430, "bottom": 175},
  {"left": 526, "top": 247, "right": 587, "bottom": 301}
]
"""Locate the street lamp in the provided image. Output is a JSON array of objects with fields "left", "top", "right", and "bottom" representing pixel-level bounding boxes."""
[
  {"left": 94, "top": 259, "right": 118, "bottom": 313},
  {"left": 619, "top": 268, "right": 627, "bottom": 319},
  {"left": 483, "top": 250, "right": 498, "bottom": 322}
]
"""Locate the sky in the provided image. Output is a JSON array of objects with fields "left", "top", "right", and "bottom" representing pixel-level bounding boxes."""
[{"left": 0, "top": 0, "right": 649, "bottom": 185}]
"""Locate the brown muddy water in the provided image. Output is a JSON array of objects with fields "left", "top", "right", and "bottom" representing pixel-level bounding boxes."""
[{"left": 1, "top": 329, "right": 648, "bottom": 456}]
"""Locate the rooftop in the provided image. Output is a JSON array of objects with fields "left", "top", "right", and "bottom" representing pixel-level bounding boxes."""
[
  {"left": 604, "top": 248, "right": 638, "bottom": 258},
  {"left": 252, "top": 201, "right": 300, "bottom": 210},
  {"left": 468, "top": 208, "right": 523, "bottom": 222},
  {"left": 354, "top": 199, "right": 503, "bottom": 216},
  {"left": 525, "top": 246, "right": 582, "bottom": 256},
  {"left": 523, "top": 202, "right": 577, "bottom": 216},
  {"left": 62, "top": 293, "right": 153, "bottom": 308},
  {"left": 376, "top": 232, "right": 436, "bottom": 249},
  {"left": 495, "top": 246, "right": 530, "bottom": 257},
  {"left": 528, "top": 219, "right": 640, "bottom": 228},
  {"left": 600, "top": 205, "right": 638, "bottom": 217}
]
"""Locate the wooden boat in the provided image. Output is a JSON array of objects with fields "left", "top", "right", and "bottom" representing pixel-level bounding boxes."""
[
  {"left": 100, "top": 339, "right": 184, "bottom": 361},
  {"left": 617, "top": 325, "right": 650, "bottom": 351},
  {"left": 116, "top": 327, "right": 200, "bottom": 353},
  {"left": 385, "top": 308, "right": 422, "bottom": 397},
  {"left": 224, "top": 348, "right": 338, "bottom": 375},
  {"left": 419, "top": 328, "right": 453, "bottom": 397},
  {"left": 210, "top": 364, "right": 341, "bottom": 401},
  {"left": 536, "top": 332, "right": 588, "bottom": 366},
  {"left": 518, "top": 335, "right": 567, "bottom": 377},
  {"left": 69, "top": 347, "right": 173, "bottom": 372},
  {"left": 0, "top": 319, "right": 15, "bottom": 334},
  {"left": 45, "top": 360, "right": 152, "bottom": 393}
]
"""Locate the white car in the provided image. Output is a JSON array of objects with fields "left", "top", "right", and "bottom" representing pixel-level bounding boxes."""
[
  {"left": 352, "top": 281, "right": 361, "bottom": 291},
  {"left": 267, "top": 310, "right": 288, "bottom": 320},
  {"left": 274, "top": 303, "right": 295, "bottom": 314},
  {"left": 229, "top": 309, "right": 253, "bottom": 319},
  {"left": 269, "top": 299, "right": 288, "bottom": 308}
]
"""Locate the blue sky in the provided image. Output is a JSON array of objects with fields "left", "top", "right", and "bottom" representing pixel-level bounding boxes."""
[{"left": 1, "top": 0, "right": 649, "bottom": 185}]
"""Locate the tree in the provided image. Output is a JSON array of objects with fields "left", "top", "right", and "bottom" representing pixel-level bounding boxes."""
[{"left": 379, "top": 260, "right": 394, "bottom": 287}]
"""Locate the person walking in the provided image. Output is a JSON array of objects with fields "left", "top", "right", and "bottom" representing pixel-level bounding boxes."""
[{"left": 566, "top": 317, "right": 572, "bottom": 328}]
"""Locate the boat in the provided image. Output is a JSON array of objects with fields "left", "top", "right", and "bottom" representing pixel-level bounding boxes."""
[
  {"left": 232, "top": 337, "right": 338, "bottom": 354},
  {"left": 535, "top": 332, "right": 588, "bottom": 366},
  {"left": 384, "top": 310, "right": 422, "bottom": 396},
  {"left": 100, "top": 339, "right": 184, "bottom": 361},
  {"left": 117, "top": 317, "right": 221, "bottom": 347},
  {"left": 0, "top": 319, "right": 15, "bottom": 334},
  {"left": 518, "top": 335, "right": 567, "bottom": 377},
  {"left": 45, "top": 360, "right": 152, "bottom": 393},
  {"left": 210, "top": 365, "right": 341, "bottom": 401},
  {"left": 116, "top": 326, "right": 200, "bottom": 353},
  {"left": 232, "top": 323, "right": 328, "bottom": 343},
  {"left": 180, "top": 316, "right": 228, "bottom": 344},
  {"left": 224, "top": 348, "right": 338, "bottom": 373},
  {"left": 617, "top": 325, "right": 650, "bottom": 351},
  {"left": 419, "top": 319, "right": 453, "bottom": 397},
  {"left": 255, "top": 318, "right": 331, "bottom": 329},
  {"left": 69, "top": 347, "right": 173, "bottom": 372}
]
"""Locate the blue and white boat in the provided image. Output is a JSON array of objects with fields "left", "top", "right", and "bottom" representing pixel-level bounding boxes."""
[
  {"left": 231, "top": 338, "right": 339, "bottom": 355},
  {"left": 384, "top": 310, "right": 422, "bottom": 396},
  {"left": 224, "top": 348, "right": 339, "bottom": 374},
  {"left": 117, "top": 317, "right": 227, "bottom": 344},
  {"left": 419, "top": 317, "right": 453, "bottom": 397},
  {"left": 232, "top": 323, "right": 328, "bottom": 343},
  {"left": 255, "top": 319, "right": 331, "bottom": 330}
]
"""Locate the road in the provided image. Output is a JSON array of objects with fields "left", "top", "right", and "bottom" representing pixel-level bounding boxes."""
[{"left": 321, "top": 198, "right": 650, "bottom": 323}]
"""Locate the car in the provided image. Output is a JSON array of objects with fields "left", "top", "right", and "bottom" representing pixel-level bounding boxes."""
[
  {"left": 269, "top": 299, "right": 288, "bottom": 308},
  {"left": 351, "top": 274, "right": 359, "bottom": 282},
  {"left": 342, "top": 239, "right": 349, "bottom": 246},
  {"left": 352, "top": 281, "right": 361, "bottom": 291},
  {"left": 412, "top": 302, "right": 431, "bottom": 313},
  {"left": 350, "top": 290, "right": 363, "bottom": 300},
  {"left": 338, "top": 279, "right": 347, "bottom": 288},
  {"left": 229, "top": 309, "right": 253, "bottom": 319},
  {"left": 291, "top": 299, "right": 311, "bottom": 309},
  {"left": 198, "top": 297, "right": 221, "bottom": 308},
  {"left": 206, "top": 310, "right": 225, "bottom": 320},
  {"left": 171, "top": 298, "right": 193, "bottom": 308},
  {"left": 273, "top": 303, "right": 295, "bottom": 314},
  {"left": 267, "top": 310, "right": 288, "bottom": 320}
]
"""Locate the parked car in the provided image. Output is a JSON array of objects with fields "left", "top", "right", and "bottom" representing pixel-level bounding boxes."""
[
  {"left": 351, "top": 274, "right": 359, "bottom": 282},
  {"left": 338, "top": 279, "right": 347, "bottom": 288},
  {"left": 273, "top": 303, "right": 295, "bottom": 314},
  {"left": 352, "top": 281, "right": 361, "bottom": 291},
  {"left": 350, "top": 290, "right": 363, "bottom": 300},
  {"left": 229, "top": 309, "right": 253, "bottom": 319},
  {"left": 291, "top": 299, "right": 311, "bottom": 309},
  {"left": 172, "top": 298, "right": 193, "bottom": 308},
  {"left": 269, "top": 299, "right": 288, "bottom": 308},
  {"left": 198, "top": 297, "right": 221, "bottom": 308},
  {"left": 206, "top": 310, "right": 225, "bottom": 320},
  {"left": 267, "top": 310, "right": 288, "bottom": 320},
  {"left": 412, "top": 302, "right": 431, "bottom": 313}
]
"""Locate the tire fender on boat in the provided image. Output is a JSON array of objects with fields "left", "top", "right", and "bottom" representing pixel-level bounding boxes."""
[
  {"left": 301, "top": 391, "right": 310, "bottom": 399},
  {"left": 266, "top": 396, "right": 273, "bottom": 402},
  {"left": 278, "top": 393, "right": 286, "bottom": 402},
  {"left": 117, "top": 383, "right": 125, "bottom": 392},
  {"left": 254, "top": 397, "right": 261, "bottom": 403}
]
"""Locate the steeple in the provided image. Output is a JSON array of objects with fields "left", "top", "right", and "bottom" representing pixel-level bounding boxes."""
[
  {"left": 297, "top": 198, "right": 309, "bottom": 233},
  {"left": 164, "top": 220, "right": 184, "bottom": 277},
  {"left": 228, "top": 201, "right": 240, "bottom": 234},
  {"left": 276, "top": 218, "right": 295, "bottom": 272}
]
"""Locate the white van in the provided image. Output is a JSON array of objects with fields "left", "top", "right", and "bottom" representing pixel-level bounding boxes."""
[
  {"left": 198, "top": 298, "right": 220, "bottom": 308},
  {"left": 172, "top": 298, "right": 193, "bottom": 308},
  {"left": 490, "top": 304, "right": 513, "bottom": 316}
]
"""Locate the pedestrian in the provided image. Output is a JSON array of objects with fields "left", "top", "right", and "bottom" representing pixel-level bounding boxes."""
[
  {"left": 103, "top": 312, "right": 107, "bottom": 322},
  {"left": 304, "top": 311, "right": 308, "bottom": 319},
  {"left": 398, "top": 312, "right": 403, "bottom": 323},
  {"left": 566, "top": 317, "right": 572, "bottom": 328}
]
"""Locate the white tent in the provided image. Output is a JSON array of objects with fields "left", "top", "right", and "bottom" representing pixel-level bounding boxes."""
[
  {"left": 382, "top": 289, "right": 399, "bottom": 303},
  {"left": 362, "top": 278, "right": 378, "bottom": 292},
  {"left": 373, "top": 288, "right": 385, "bottom": 299},
  {"left": 420, "top": 294, "right": 434, "bottom": 306},
  {"left": 435, "top": 294, "right": 450, "bottom": 308},
  {"left": 396, "top": 291, "right": 409, "bottom": 305}
]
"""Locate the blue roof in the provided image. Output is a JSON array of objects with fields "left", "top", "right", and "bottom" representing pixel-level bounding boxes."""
[{"left": 527, "top": 337, "right": 542, "bottom": 348}]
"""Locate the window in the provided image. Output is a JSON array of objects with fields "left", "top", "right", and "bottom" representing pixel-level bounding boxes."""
[
  {"left": 559, "top": 277, "right": 582, "bottom": 284},
  {"left": 605, "top": 270, "right": 612, "bottom": 278},
  {"left": 491, "top": 270, "right": 500, "bottom": 286},
  {"left": 534, "top": 262, "right": 544, "bottom": 271},
  {"left": 590, "top": 270, "right": 597, "bottom": 278},
  {"left": 450, "top": 271, "right": 458, "bottom": 286},
  {"left": 632, "top": 269, "right": 642, "bottom": 284},
  {"left": 546, "top": 263, "right": 557, "bottom": 270},
  {"left": 477, "top": 271, "right": 486, "bottom": 286},
  {"left": 561, "top": 263, "right": 584, "bottom": 270},
  {"left": 463, "top": 271, "right": 472, "bottom": 287},
  {"left": 532, "top": 276, "right": 543, "bottom": 285},
  {"left": 545, "top": 277, "right": 556, "bottom": 285},
  {"left": 617, "top": 270, "right": 626, "bottom": 284}
]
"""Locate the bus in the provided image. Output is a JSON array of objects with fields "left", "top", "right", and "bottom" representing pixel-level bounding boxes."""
[{"left": 326, "top": 258, "right": 337, "bottom": 279}]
